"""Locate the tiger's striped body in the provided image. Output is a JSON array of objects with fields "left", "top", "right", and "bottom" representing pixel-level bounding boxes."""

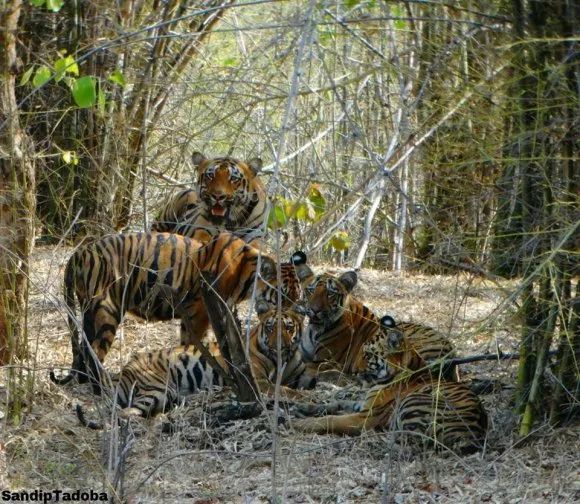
[
  {"left": 76, "top": 306, "right": 315, "bottom": 427},
  {"left": 299, "top": 271, "right": 380, "bottom": 374},
  {"left": 360, "top": 315, "right": 458, "bottom": 384},
  {"left": 53, "top": 232, "right": 308, "bottom": 390},
  {"left": 250, "top": 302, "right": 316, "bottom": 396},
  {"left": 293, "top": 378, "right": 487, "bottom": 453},
  {"left": 104, "top": 344, "right": 225, "bottom": 419},
  {"left": 152, "top": 153, "right": 267, "bottom": 244}
]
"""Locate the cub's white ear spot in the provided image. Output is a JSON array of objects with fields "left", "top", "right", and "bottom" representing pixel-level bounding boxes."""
[
  {"left": 191, "top": 152, "right": 206, "bottom": 169},
  {"left": 338, "top": 270, "right": 358, "bottom": 292},
  {"left": 380, "top": 315, "right": 397, "bottom": 328},
  {"left": 291, "top": 251, "right": 307, "bottom": 265},
  {"left": 247, "top": 158, "right": 263, "bottom": 175}
]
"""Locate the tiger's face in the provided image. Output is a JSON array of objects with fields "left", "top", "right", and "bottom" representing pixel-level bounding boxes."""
[
  {"left": 193, "top": 152, "right": 263, "bottom": 223},
  {"left": 360, "top": 315, "right": 415, "bottom": 384},
  {"left": 302, "top": 271, "right": 358, "bottom": 327},
  {"left": 255, "top": 301, "right": 304, "bottom": 365}
]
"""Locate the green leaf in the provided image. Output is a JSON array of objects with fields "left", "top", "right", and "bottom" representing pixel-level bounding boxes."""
[
  {"left": 46, "top": 0, "right": 64, "bottom": 12},
  {"left": 391, "top": 5, "right": 407, "bottom": 29},
  {"left": 344, "top": 0, "right": 361, "bottom": 8},
  {"left": 19, "top": 67, "right": 34, "bottom": 86},
  {"left": 71, "top": 76, "right": 97, "bottom": 108},
  {"left": 54, "top": 55, "right": 79, "bottom": 81},
  {"left": 222, "top": 57, "right": 238, "bottom": 67},
  {"left": 108, "top": 69, "right": 126, "bottom": 87},
  {"left": 61, "top": 150, "right": 79, "bottom": 166},
  {"left": 97, "top": 88, "right": 106, "bottom": 115},
  {"left": 308, "top": 184, "right": 326, "bottom": 217},
  {"left": 29, "top": 0, "right": 46, "bottom": 7},
  {"left": 326, "top": 231, "right": 351, "bottom": 251},
  {"left": 267, "top": 205, "right": 288, "bottom": 229},
  {"left": 32, "top": 66, "right": 52, "bottom": 88}
]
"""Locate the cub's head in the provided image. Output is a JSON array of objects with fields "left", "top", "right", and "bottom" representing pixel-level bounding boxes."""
[
  {"left": 193, "top": 152, "right": 263, "bottom": 223},
  {"left": 360, "top": 315, "right": 403, "bottom": 384},
  {"left": 301, "top": 271, "right": 358, "bottom": 326},
  {"left": 258, "top": 251, "right": 313, "bottom": 308},
  {"left": 255, "top": 300, "right": 305, "bottom": 364}
]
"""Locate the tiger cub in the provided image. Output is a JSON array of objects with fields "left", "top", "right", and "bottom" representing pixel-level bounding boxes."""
[
  {"left": 250, "top": 301, "right": 316, "bottom": 397},
  {"left": 76, "top": 305, "right": 315, "bottom": 428},
  {"left": 360, "top": 315, "right": 458, "bottom": 384},
  {"left": 76, "top": 344, "right": 226, "bottom": 428},
  {"left": 292, "top": 378, "right": 487, "bottom": 453},
  {"left": 151, "top": 152, "right": 267, "bottom": 245},
  {"left": 299, "top": 271, "right": 380, "bottom": 374},
  {"left": 50, "top": 232, "right": 311, "bottom": 392}
]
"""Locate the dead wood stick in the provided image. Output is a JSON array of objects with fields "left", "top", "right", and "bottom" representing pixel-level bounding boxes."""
[{"left": 200, "top": 272, "right": 259, "bottom": 403}]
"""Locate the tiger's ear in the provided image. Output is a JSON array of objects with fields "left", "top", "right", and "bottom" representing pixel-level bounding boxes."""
[
  {"left": 259, "top": 256, "right": 276, "bottom": 280},
  {"left": 291, "top": 251, "right": 306, "bottom": 265},
  {"left": 192, "top": 152, "right": 206, "bottom": 169},
  {"left": 255, "top": 299, "right": 271, "bottom": 315},
  {"left": 380, "top": 315, "right": 397, "bottom": 329},
  {"left": 338, "top": 270, "right": 358, "bottom": 292},
  {"left": 247, "top": 158, "right": 263, "bottom": 175}
]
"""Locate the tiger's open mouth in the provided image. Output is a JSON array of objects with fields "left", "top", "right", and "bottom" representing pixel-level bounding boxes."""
[{"left": 211, "top": 203, "right": 227, "bottom": 217}]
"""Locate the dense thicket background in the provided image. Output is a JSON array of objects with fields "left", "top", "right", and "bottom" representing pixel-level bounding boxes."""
[{"left": 1, "top": 0, "right": 577, "bottom": 462}]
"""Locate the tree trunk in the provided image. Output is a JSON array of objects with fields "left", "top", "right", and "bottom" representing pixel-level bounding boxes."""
[{"left": 0, "top": 0, "right": 36, "bottom": 415}]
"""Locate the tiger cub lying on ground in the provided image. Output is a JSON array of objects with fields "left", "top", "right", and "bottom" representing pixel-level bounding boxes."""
[
  {"left": 76, "top": 304, "right": 315, "bottom": 428},
  {"left": 292, "top": 378, "right": 487, "bottom": 453},
  {"left": 360, "top": 315, "right": 458, "bottom": 384},
  {"left": 50, "top": 232, "right": 312, "bottom": 392}
]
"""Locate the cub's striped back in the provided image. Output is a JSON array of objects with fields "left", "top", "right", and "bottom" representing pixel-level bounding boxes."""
[{"left": 292, "top": 378, "right": 487, "bottom": 453}]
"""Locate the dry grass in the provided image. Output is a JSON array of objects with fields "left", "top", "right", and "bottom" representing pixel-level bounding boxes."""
[{"left": 1, "top": 244, "right": 578, "bottom": 503}]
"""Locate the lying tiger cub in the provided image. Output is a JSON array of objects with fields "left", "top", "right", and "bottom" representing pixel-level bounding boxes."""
[
  {"left": 360, "top": 314, "right": 458, "bottom": 384},
  {"left": 292, "top": 377, "right": 487, "bottom": 453},
  {"left": 77, "top": 304, "right": 315, "bottom": 428}
]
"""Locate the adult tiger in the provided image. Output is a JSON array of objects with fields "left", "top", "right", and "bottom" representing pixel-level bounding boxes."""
[
  {"left": 151, "top": 152, "right": 267, "bottom": 244},
  {"left": 50, "top": 232, "right": 311, "bottom": 391},
  {"left": 76, "top": 305, "right": 315, "bottom": 428},
  {"left": 299, "top": 271, "right": 380, "bottom": 374},
  {"left": 292, "top": 378, "right": 487, "bottom": 453},
  {"left": 360, "top": 315, "right": 459, "bottom": 384}
]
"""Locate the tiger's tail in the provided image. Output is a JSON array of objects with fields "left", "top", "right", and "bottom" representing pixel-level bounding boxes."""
[
  {"left": 50, "top": 254, "right": 84, "bottom": 385},
  {"left": 75, "top": 404, "right": 103, "bottom": 430}
]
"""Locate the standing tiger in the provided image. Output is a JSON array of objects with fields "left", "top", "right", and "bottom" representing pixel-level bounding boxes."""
[
  {"left": 360, "top": 315, "right": 459, "bottom": 384},
  {"left": 292, "top": 378, "right": 487, "bottom": 453},
  {"left": 151, "top": 152, "right": 267, "bottom": 244},
  {"left": 50, "top": 232, "right": 312, "bottom": 391},
  {"left": 76, "top": 305, "right": 316, "bottom": 428},
  {"left": 299, "top": 271, "right": 380, "bottom": 374}
]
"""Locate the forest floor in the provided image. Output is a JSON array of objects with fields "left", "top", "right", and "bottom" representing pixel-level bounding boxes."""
[{"left": 1, "top": 244, "right": 578, "bottom": 503}]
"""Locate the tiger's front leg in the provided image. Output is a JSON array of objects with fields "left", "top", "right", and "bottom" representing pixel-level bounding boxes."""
[
  {"left": 179, "top": 299, "right": 210, "bottom": 347},
  {"left": 83, "top": 296, "right": 121, "bottom": 393}
]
